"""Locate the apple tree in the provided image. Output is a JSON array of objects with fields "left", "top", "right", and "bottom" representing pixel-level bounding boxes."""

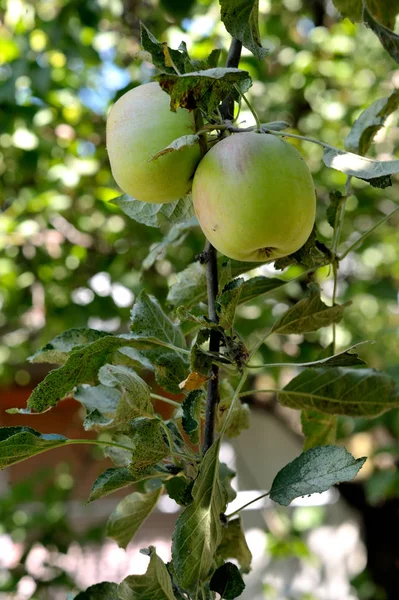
[{"left": 1, "top": 1, "right": 399, "bottom": 598}]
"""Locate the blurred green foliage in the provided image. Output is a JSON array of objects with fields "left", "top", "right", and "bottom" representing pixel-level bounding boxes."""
[{"left": 0, "top": 464, "right": 104, "bottom": 597}]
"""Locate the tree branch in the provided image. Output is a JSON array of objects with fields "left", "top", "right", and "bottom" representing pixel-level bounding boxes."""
[
  {"left": 203, "top": 37, "right": 242, "bottom": 454},
  {"left": 220, "top": 39, "right": 243, "bottom": 121},
  {"left": 203, "top": 240, "right": 221, "bottom": 454}
]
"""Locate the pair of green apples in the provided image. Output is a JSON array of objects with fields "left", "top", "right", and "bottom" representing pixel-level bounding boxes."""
[{"left": 106, "top": 82, "right": 316, "bottom": 262}]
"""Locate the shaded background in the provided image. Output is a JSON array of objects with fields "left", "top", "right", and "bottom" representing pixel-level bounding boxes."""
[{"left": 0, "top": 0, "right": 398, "bottom": 598}]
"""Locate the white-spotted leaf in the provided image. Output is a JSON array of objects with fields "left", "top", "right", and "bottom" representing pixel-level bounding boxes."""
[{"left": 270, "top": 445, "right": 366, "bottom": 506}]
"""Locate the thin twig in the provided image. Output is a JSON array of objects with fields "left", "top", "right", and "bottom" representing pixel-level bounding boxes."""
[
  {"left": 233, "top": 84, "right": 261, "bottom": 130},
  {"left": 340, "top": 205, "right": 399, "bottom": 260}
]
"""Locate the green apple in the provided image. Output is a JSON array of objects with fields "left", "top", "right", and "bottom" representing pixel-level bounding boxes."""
[
  {"left": 106, "top": 82, "right": 201, "bottom": 203},
  {"left": 192, "top": 132, "right": 316, "bottom": 261}
]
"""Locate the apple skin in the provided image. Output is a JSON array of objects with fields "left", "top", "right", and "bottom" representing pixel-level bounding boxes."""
[
  {"left": 192, "top": 133, "right": 316, "bottom": 262},
  {"left": 106, "top": 82, "right": 201, "bottom": 203}
]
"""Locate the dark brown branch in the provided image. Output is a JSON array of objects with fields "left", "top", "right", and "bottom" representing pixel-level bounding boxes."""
[
  {"left": 203, "top": 241, "right": 221, "bottom": 454},
  {"left": 203, "top": 37, "right": 242, "bottom": 454},
  {"left": 219, "top": 38, "right": 243, "bottom": 121}
]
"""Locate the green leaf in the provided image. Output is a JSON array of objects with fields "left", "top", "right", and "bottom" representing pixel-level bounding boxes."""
[
  {"left": 75, "top": 365, "right": 154, "bottom": 431},
  {"left": 270, "top": 445, "right": 366, "bottom": 506},
  {"left": 177, "top": 307, "right": 220, "bottom": 330},
  {"left": 301, "top": 410, "right": 338, "bottom": 451},
  {"left": 219, "top": 0, "right": 269, "bottom": 60},
  {"left": 150, "top": 134, "right": 200, "bottom": 162},
  {"left": 326, "top": 190, "right": 345, "bottom": 230},
  {"left": 217, "top": 278, "right": 244, "bottom": 330},
  {"left": 219, "top": 462, "right": 237, "bottom": 504},
  {"left": 0, "top": 427, "right": 67, "bottom": 469},
  {"left": 73, "top": 582, "right": 119, "bottom": 600},
  {"left": 172, "top": 440, "right": 227, "bottom": 591},
  {"left": 285, "top": 342, "right": 368, "bottom": 369},
  {"left": 261, "top": 120, "right": 290, "bottom": 131},
  {"left": 19, "top": 337, "right": 126, "bottom": 413},
  {"left": 363, "top": 3, "right": 399, "bottom": 63},
  {"left": 365, "top": 468, "right": 399, "bottom": 505},
  {"left": 140, "top": 23, "right": 186, "bottom": 74},
  {"left": 367, "top": 0, "right": 399, "bottom": 28},
  {"left": 165, "top": 421, "right": 187, "bottom": 454},
  {"left": 29, "top": 328, "right": 109, "bottom": 365},
  {"left": 88, "top": 467, "right": 142, "bottom": 503},
  {"left": 165, "top": 475, "right": 194, "bottom": 506},
  {"left": 228, "top": 259, "right": 268, "bottom": 277},
  {"left": 209, "top": 562, "right": 245, "bottom": 599},
  {"left": 168, "top": 259, "right": 263, "bottom": 310},
  {"left": 75, "top": 383, "right": 120, "bottom": 415},
  {"left": 165, "top": 562, "right": 192, "bottom": 600},
  {"left": 112, "top": 194, "right": 194, "bottom": 228},
  {"left": 345, "top": 90, "right": 399, "bottom": 155},
  {"left": 217, "top": 259, "right": 232, "bottom": 292},
  {"left": 218, "top": 401, "right": 250, "bottom": 439},
  {"left": 332, "top": 0, "right": 363, "bottom": 21},
  {"left": 100, "top": 364, "right": 154, "bottom": 422},
  {"left": 219, "top": 259, "right": 265, "bottom": 288},
  {"left": 252, "top": 344, "right": 367, "bottom": 369},
  {"left": 20, "top": 335, "right": 162, "bottom": 414},
  {"left": 366, "top": 174, "right": 392, "bottom": 189},
  {"left": 323, "top": 145, "right": 399, "bottom": 179},
  {"left": 182, "top": 390, "right": 204, "bottom": 444},
  {"left": 117, "top": 346, "right": 154, "bottom": 371},
  {"left": 199, "top": 583, "right": 216, "bottom": 600},
  {"left": 128, "top": 417, "right": 170, "bottom": 479},
  {"left": 190, "top": 329, "right": 213, "bottom": 376},
  {"left": 75, "top": 384, "right": 121, "bottom": 430},
  {"left": 143, "top": 217, "right": 197, "bottom": 271},
  {"left": 130, "top": 291, "right": 187, "bottom": 357},
  {"left": 271, "top": 285, "right": 350, "bottom": 335},
  {"left": 157, "top": 68, "right": 252, "bottom": 113},
  {"left": 217, "top": 517, "right": 252, "bottom": 573},
  {"left": 118, "top": 546, "right": 175, "bottom": 600},
  {"left": 185, "top": 47, "right": 222, "bottom": 71},
  {"left": 167, "top": 261, "right": 206, "bottom": 309},
  {"left": 279, "top": 367, "right": 399, "bottom": 417},
  {"left": 238, "top": 276, "right": 285, "bottom": 304},
  {"left": 154, "top": 352, "right": 188, "bottom": 395},
  {"left": 107, "top": 487, "right": 163, "bottom": 549},
  {"left": 274, "top": 227, "right": 332, "bottom": 271},
  {"left": 318, "top": 348, "right": 367, "bottom": 367},
  {"left": 225, "top": 333, "right": 248, "bottom": 372},
  {"left": 216, "top": 381, "right": 250, "bottom": 439},
  {"left": 102, "top": 432, "right": 134, "bottom": 467},
  {"left": 333, "top": 0, "right": 399, "bottom": 25},
  {"left": 81, "top": 409, "right": 111, "bottom": 430}
]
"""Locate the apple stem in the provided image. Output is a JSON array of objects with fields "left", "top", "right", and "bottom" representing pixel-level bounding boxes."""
[
  {"left": 202, "top": 37, "right": 242, "bottom": 455},
  {"left": 234, "top": 84, "right": 262, "bottom": 130},
  {"left": 194, "top": 110, "right": 208, "bottom": 156}
]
